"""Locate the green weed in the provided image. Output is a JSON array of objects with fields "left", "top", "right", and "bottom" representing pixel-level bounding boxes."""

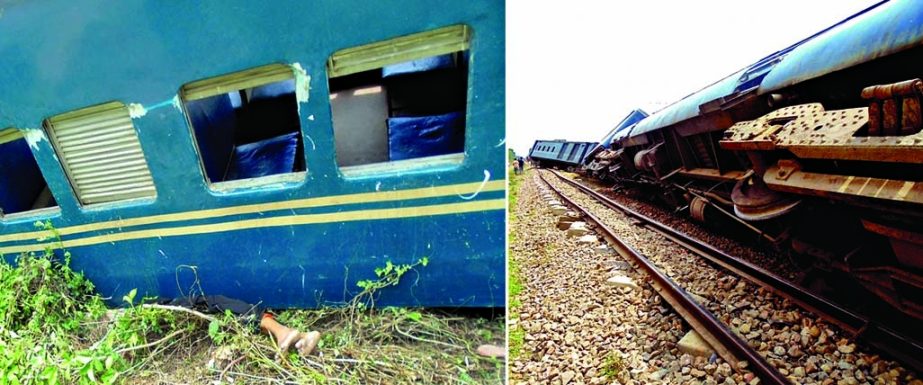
[
  {"left": 0, "top": 221, "right": 189, "bottom": 384},
  {"left": 601, "top": 351, "right": 625, "bottom": 382},
  {"left": 507, "top": 165, "right": 525, "bottom": 365},
  {"left": 0, "top": 223, "right": 502, "bottom": 384}
]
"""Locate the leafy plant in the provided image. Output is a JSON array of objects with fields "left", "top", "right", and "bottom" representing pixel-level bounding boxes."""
[
  {"left": 601, "top": 352, "right": 625, "bottom": 382},
  {"left": 0, "top": 221, "right": 190, "bottom": 384},
  {"left": 355, "top": 257, "right": 429, "bottom": 310},
  {"left": 0, "top": 222, "right": 502, "bottom": 384}
]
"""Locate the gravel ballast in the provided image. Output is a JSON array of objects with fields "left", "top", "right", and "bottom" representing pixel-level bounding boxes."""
[
  {"left": 541, "top": 170, "right": 920, "bottom": 385},
  {"left": 510, "top": 171, "right": 748, "bottom": 385}
]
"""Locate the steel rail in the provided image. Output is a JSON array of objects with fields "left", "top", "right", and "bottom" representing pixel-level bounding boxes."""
[
  {"left": 546, "top": 169, "right": 923, "bottom": 374},
  {"left": 535, "top": 172, "right": 793, "bottom": 385}
]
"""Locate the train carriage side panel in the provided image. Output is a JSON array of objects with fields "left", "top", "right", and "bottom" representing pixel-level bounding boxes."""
[{"left": 0, "top": 0, "right": 506, "bottom": 308}]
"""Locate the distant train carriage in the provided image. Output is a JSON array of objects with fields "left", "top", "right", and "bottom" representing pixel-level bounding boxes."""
[
  {"left": 584, "top": 0, "right": 923, "bottom": 320},
  {"left": 528, "top": 139, "right": 597, "bottom": 171},
  {"left": 0, "top": 1, "right": 505, "bottom": 308}
]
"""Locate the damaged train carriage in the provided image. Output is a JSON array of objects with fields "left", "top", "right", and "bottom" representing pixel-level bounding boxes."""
[
  {"left": 0, "top": 1, "right": 505, "bottom": 308},
  {"left": 527, "top": 140, "right": 597, "bottom": 171},
  {"left": 585, "top": 0, "right": 923, "bottom": 321}
]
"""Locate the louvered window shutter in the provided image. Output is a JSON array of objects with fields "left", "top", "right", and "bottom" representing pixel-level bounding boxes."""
[
  {"left": 45, "top": 102, "right": 156, "bottom": 205},
  {"left": 327, "top": 24, "right": 471, "bottom": 78}
]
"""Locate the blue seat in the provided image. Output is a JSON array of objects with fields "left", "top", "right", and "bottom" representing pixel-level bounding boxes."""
[{"left": 387, "top": 111, "right": 465, "bottom": 161}]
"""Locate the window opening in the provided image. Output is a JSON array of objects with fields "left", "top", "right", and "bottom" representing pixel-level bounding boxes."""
[
  {"left": 568, "top": 144, "right": 579, "bottom": 161},
  {"left": 0, "top": 128, "right": 57, "bottom": 216},
  {"left": 180, "top": 64, "right": 305, "bottom": 185},
  {"left": 327, "top": 25, "right": 470, "bottom": 169}
]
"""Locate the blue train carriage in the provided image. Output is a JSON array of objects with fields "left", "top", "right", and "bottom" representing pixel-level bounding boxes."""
[
  {"left": 0, "top": 1, "right": 506, "bottom": 309},
  {"left": 582, "top": 109, "right": 649, "bottom": 180},
  {"left": 528, "top": 140, "right": 598, "bottom": 171}
]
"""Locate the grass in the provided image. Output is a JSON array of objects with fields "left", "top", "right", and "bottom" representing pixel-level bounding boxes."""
[
  {"left": 507, "top": 166, "right": 525, "bottom": 363},
  {"left": 601, "top": 351, "right": 625, "bottom": 382},
  {"left": 0, "top": 222, "right": 505, "bottom": 384}
]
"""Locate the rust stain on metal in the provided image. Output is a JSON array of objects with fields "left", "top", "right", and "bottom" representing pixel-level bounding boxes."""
[
  {"left": 722, "top": 80, "right": 923, "bottom": 166},
  {"left": 862, "top": 79, "right": 923, "bottom": 136},
  {"left": 763, "top": 166, "right": 923, "bottom": 207}
]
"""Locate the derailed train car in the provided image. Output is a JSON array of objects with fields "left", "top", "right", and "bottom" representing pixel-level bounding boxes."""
[
  {"left": 585, "top": 0, "right": 923, "bottom": 320},
  {"left": 583, "top": 109, "right": 649, "bottom": 180},
  {"left": 0, "top": 1, "right": 505, "bottom": 308},
  {"left": 527, "top": 139, "right": 597, "bottom": 171}
]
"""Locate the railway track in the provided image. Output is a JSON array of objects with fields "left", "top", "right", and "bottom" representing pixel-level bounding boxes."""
[
  {"left": 510, "top": 175, "right": 698, "bottom": 383},
  {"left": 536, "top": 169, "right": 921, "bottom": 385}
]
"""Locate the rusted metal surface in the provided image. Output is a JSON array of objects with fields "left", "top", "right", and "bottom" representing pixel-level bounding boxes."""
[
  {"left": 850, "top": 267, "right": 923, "bottom": 321},
  {"left": 681, "top": 187, "right": 779, "bottom": 244},
  {"left": 595, "top": 149, "right": 622, "bottom": 161},
  {"left": 861, "top": 219, "right": 923, "bottom": 269},
  {"left": 677, "top": 168, "right": 747, "bottom": 183},
  {"left": 548, "top": 169, "right": 923, "bottom": 374},
  {"left": 689, "top": 196, "right": 708, "bottom": 222},
  {"left": 720, "top": 102, "right": 923, "bottom": 163},
  {"left": 632, "top": 146, "right": 657, "bottom": 171},
  {"left": 538, "top": 171, "right": 794, "bottom": 385},
  {"left": 762, "top": 165, "right": 923, "bottom": 208},
  {"left": 861, "top": 79, "right": 923, "bottom": 136},
  {"left": 623, "top": 1, "right": 919, "bottom": 144},
  {"left": 798, "top": 237, "right": 923, "bottom": 320}
]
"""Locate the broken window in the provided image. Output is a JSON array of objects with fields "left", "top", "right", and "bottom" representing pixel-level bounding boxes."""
[
  {"left": 0, "top": 128, "right": 57, "bottom": 217},
  {"left": 45, "top": 102, "right": 156, "bottom": 205},
  {"left": 327, "top": 25, "right": 470, "bottom": 171},
  {"left": 180, "top": 64, "right": 305, "bottom": 187}
]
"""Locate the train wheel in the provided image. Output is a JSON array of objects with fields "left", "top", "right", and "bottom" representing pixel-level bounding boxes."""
[{"left": 731, "top": 174, "right": 800, "bottom": 221}]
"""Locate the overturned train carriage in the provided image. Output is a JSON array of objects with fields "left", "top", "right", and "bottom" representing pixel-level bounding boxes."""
[
  {"left": 586, "top": 0, "right": 923, "bottom": 320},
  {"left": 582, "top": 109, "right": 649, "bottom": 180},
  {"left": 528, "top": 140, "right": 598, "bottom": 171},
  {"left": 0, "top": 1, "right": 505, "bottom": 308}
]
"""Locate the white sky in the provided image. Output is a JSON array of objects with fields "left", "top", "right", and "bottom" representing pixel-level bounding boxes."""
[{"left": 507, "top": 0, "right": 882, "bottom": 156}]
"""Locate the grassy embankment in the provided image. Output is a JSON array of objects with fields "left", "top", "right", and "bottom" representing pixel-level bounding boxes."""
[
  {"left": 507, "top": 166, "right": 524, "bottom": 362},
  {"left": 0, "top": 222, "right": 505, "bottom": 384}
]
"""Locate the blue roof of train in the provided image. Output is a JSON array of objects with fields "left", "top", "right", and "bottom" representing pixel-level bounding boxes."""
[
  {"left": 759, "top": 0, "right": 923, "bottom": 93},
  {"left": 599, "top": 109, "right": 648, "bottom": 149},
  {"left": 627, "top": 0, "right": 919, "bottom": 140},
  {"left": 628, "top": 69, "right": 745, "bottom": 138}
]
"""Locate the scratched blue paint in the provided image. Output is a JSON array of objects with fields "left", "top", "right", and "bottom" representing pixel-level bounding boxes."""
[{"left": 0, "top": 1, "right": 505, "bottom": 308}]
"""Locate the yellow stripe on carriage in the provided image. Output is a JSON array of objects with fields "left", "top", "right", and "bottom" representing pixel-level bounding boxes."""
[
  {"left": 0, "top": 180, "right": 505, "bottom": 243},
  {"left": 0, "top": 198, "right": 505, "bottom": 255}
]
